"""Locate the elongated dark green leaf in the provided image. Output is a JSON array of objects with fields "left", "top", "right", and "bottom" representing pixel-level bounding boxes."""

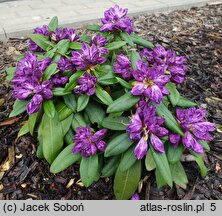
[
  {"left": 77, "top": 94, "right": 89, "bottom": 112},
  {"left": 167, "top": 142, "right": 184, "bottom": 164},
  {"left": 151, "top": 146, "right": 173, "bottom": 187},
  {"left": 198, "top": 140, "right": 210, "bottom": 151},
  {"left": 107, "top": 92, "right": 140, "bottom": 113},
  {"left": 116, "top": 77, "right": 132, "bottom": 89},
  {"left": 48, "top": 16, "right": 58, "bottom": 32},
  {"left": 30, "top": 34, "right": 50, "bottom": 51},
  {"left": 79, "top": 34, "right": 91, "bottom": 44},
  {"left": 63, "top": 94, "right": 77, "bottom": 112},
  {"left": 95, "top": 87, "right": 113, "bottom": 105},
  {"left": 69, "top": 42, "right": 82, "bottom": 50},
  {"left": 190, "top": 151, "right": 207, "bottom": 178},
  {"left": 101, "top": 156, "right": 121, "bottom": 177},
  {"left": 43, "top": 100, "right": 56, "bottom": 118},
  {"left": 87, "top": 24, "right": 100, "bottom": 31},
  {"left": 53, "top": 39, "right": 70, "bottom": 61},
  {"left": 72, "top": 113, "right": 87, "bottom": 131},
  {"left": 114, "top": 160, "right": 141, "bottom": 200},
  {"left": 80, "top": 154, "right": 100, "bottom": 187},
  {"left": 6, "top": 67, "right": 16, "bottom": 81},
  {"left": 130, "top": 50, "right": 141, "bottom": 70},
  {"left": 155, "top": 102, "right": 184, "bottom": 136},
  {"left": 9, "top": 99, "right": 28, "bottom": 117},
  {"left": 102, "top": 116, "right": 130, "bottom": 131},
  {"left": 119, "top": 145, "right": 137, "bottom": 172},
  {"left": 42, "top": 113, "right": 64, "bottom": 164},
  {"left": 105, "top": 41, "right": 126, "bottom": 51},
  {"left": 37, "top": 122, "right": 44, "bottom": 159},
  {"left": 28, "top": 108, "right": 42, "bottom": 135},
  {"left": 64, "top": 71, "right": 84, "bottom": 92},
  {"left": 170, "top": 162, "right": 188, "bottom": 189},
  {"left": 56, "top": 102, "right": 73, "bottom": 121},
  {"left": 97, "top": 65, "right": 118, "bottom": 85},
  {"left": 166, "top": 82, "right": 180, "bottom": 107},
  {"left": 50, "top": 144, "right": 81, "bottom": 174},
  {"left": 130, "top": 34, "right": 154, "bottom": 48},
  {"left": 52, "top": 88, "right": 71, "bottom": 96},
  {"left": 145, "top": 149, "right": 156, "bottom": 171},
  {"left": 120, "top": 32, "right": 134, "bottom": 46},
  {"left": 177, "top": 96, "right": 197, "bottom": 108},
  {"left": 105, "top": 133, "right": 133, "bottom": 157},
  {"left": 85, "top": 100, "right": 106, "bottom": 126},
  {"left": 61, "top": 114, "right": 73, "bottom": 136},
  {"left": 42, "top": 63, "right": 58, "bottom": 81},
  {"left": 64, "top": 128, "right": 75, "bottom": 145},
  {"left": 17, "top": 122, "right": 29, "bottom": 138},
  {"left": 155, "top": 168, "right": 168, "bottom": 188}
]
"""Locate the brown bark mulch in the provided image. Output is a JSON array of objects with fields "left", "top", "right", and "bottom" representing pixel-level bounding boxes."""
[{"left": 0, "top": 3, "right": 222, "bottom": 200}]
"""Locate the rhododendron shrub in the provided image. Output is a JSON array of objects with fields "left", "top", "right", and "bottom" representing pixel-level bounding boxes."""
[{"left": 7, "top": 5, "right": 215, "bottom": 200}]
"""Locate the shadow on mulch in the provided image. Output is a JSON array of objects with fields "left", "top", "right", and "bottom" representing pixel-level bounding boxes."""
[{"left": 0, "top": 3, "right": 222, "bottom": 200}]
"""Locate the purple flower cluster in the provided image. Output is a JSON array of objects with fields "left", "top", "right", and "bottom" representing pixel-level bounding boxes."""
[
  {"left": 11, "top": 52, "right": 53, "bottom": 114},
  {"left": 100, "top": 4, "right": 133, "bottom": 34},
  {"left": 90, "top": 35, "right": 108, "bottom": 54},
  {"left": 71, "top": 42, "right": 107, "bottom": 70},
  {"left": 131, "top": 60, "right": 170, "bottom": 104},
  {"left": 141, "top": 46, "right": 187, "bottom": 84},
  {"left": 72, "top": 126, "right": 108, "bottom": 157},
  {"left": 169, "top": 108, "right": 215, "bottom": 154},
  {"left": 113, "top": 55, "right": 133, "bottom": 80},
  {"left": 74, "top": 72, "right": 97, "bottom": 96},
  {"left": 127, "top": 101, "right": 168, "bottom": 160}
]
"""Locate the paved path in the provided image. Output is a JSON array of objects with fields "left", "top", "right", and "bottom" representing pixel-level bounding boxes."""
[{"left": 0, "top": 0, "right": 221, "bottom": 41}]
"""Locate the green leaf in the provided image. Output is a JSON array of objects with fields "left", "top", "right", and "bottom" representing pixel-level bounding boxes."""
[
  {"left": 28, "top": 108, "right": 42, "bottom": 135},
  {"left": 177, "top": 96, "right": 197, "bottom": 108},
  {"left": 151, "top": 146, "right": 173, "bottom": 187},
  {"left": 105, "top": 133, "right": 133, "bottom": 157},
  {"left": 130, "top": 34, "right": 154, "bottom": 48},
  {"left": 17, "top": 122, "right": 29, "bottom": 138},
  {"left": 116, "top": 77, "right": 132, "bottom": 89},
  {"left": 155, "top": 102, "right": 184, "bottom": 136},
  {"left": 69, "top": 42, "right": 82, "bottom": 50},
  {"left": 6, "top": 67, "right": 16, "bottom": 81},
  {"left": 166, "top": 82, "right": 180, "bottom": 107},
  {"left": 167, "top": 142, "right": 184, "bottom": 164},
  {"left": 120, "top": 32, "right": 134, "bottom": 46},
  {"left": 102, "top": 116, "right": 130, "bottom": 131},
  {"left": 80, "top": 154, "right": 100, "bottom": 187},
  {"left": 130, "top": 50, "right": 141, "bottom": 71},
  {"left": 42, "top": 63, "right": 58, "bottom": 81},
  {"left": 145, "top": 149, "right": 156, "bottom": 171},
  {"left": 30, "top": 34, "right": 50, "bottom": 51},
  {"left": 37, "top": 122, "right": 44, "bottom": 159},
  {"left": 114, "top": 160, "right": 141, "bottom": 200},
  {"left": 52, "top": 88, "right": 71, "bottom": 96},
  {"left": 87, "top": 24, "right": 100, "bottom": 31},
  {"left": 63, "top": 94, "right": 77, "bottom": 112},
  {"left": 64, "top": 128, "right": 75, "bottom": 145},
  {"left": 190, "top": 151, "right": 207, "bottom": 178},
  {"left": 50, "top": 144, "right": 81, "bottom": 174},
  {"left": 155, "top": 168, "right": 168, "bottom": 188},
  {"left": 85, "top": 100, "right": 106, "bottom": 126},
  {"left": 48, "top": 16, "right": 58, "bottom": 32},
  {"left": 53, "top": 39, "right": 70, "bottom": 61},
  {"left": 101, "top": 156, "right": 121, "bottom": 177},
  {"left": 79, "top": 34, "right": 91, "bottom": 44},
  {"left": 9, "top": 99, "right": 28, "bottom": 117},
  {"left": 170, "top": 162, "right": 188, "bottom": 189},
  {"left": 77, "top": 94, "right": 89, "bottom": 112},
  {"left": 61, "top": 114, "right": 73, "bottom": 136},
  {"left": 64, "top": 71, "right": 84, "bottom": 92},
  {"left": 119, "top": 145, "right": 137, "bottom": 172},
  {"left": 56, "top": 102, "right": 73, "bottom": 121},
  {"left": 105, "top": 41, "right": 126, "bottom": 51},
  {"left": 198, "top": 140, "right": 210, "bottom": 151},
  {"left": 107, "top": 92, "right": 140, "bottom": 113},
  {"left": 72, "top": 113, "right": 87, "bottom": 131},
  {"left": 42, "top": 113, "right": 64, "bottom": 164},
  {"left": 95, "top": 87, "right": 113, "bottom": 105},
  {"left": 43, "top": 100, "right": 56, "bottom": 118}
]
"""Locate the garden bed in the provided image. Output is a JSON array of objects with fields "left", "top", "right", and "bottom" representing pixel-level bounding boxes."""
[{"left": 0, "top": 3, "right": 222, "bottom": 200}]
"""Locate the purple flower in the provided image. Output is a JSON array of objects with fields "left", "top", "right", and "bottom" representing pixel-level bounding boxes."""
[
  {"left": 26, "top": 94, "right": 43, "bottom": 115},
  {"left": 74, "top": 72, "right": 97, "bottom": 96},
  {"left": 127, "top": 102, "right": 168, "bottom": 159},
  {"left": 131, "top": 193, "right": 140, "bottom": 200},
  {"left": 51, "top": 27, "right": 79, "bottom": 42},
  {"left": 169, "top": 108, "right": 215, "bottom": 154},
  {"left": 113, "top": 55, "right": 134, "bottom": 80},
  {"left": 72, "top": 126, "right": 108, "bottom": 157},
  {"left": 100, "top": 5, "right": 133, "bottom": 34},
  {"left": 131, "top": 60, "right": 170, "bottom": 104},
  {"left": 50, "top": 73, "right": 69, "bottom": 87},
  {"left": 29, "top": 25, "right": 50, "bottom": 52},
  {"left": 57, "top": 57, "right": 75, "bottom": 72},
  {"left": 91, "top": 35, "right": 108, "bottom": 54},
  {"left": 64, "top": 28, "right": 79, "bottom": 42},
  {"left": 71, "top": 43, "right": 107, "bottom": 70}
]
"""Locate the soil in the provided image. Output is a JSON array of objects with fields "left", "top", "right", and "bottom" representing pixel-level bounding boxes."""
[{"left": 0, "top": 3, "right": 222, "bottom": 200}]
